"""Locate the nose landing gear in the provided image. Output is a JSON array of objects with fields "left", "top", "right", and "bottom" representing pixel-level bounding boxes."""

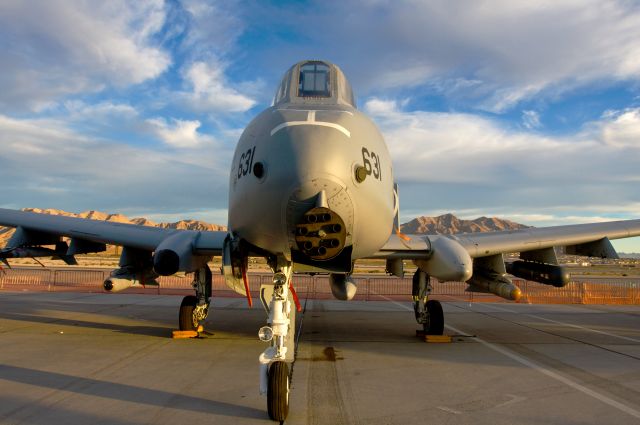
[
  {"left": 412, "top": 270, "right": 444, "bottom": 335},
  {"left": 258, "top": 264, "right": 295, "bottom": 422}
]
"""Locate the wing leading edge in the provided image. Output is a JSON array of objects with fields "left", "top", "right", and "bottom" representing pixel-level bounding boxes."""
[
  {"left": 0, "top": 208, "right": 225, "bottom": 258},
  {"left": 376, "top": 218, "right": 640, "bottom": 259}
]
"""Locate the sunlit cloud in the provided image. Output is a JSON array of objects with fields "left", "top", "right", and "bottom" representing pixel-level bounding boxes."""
[{"left": 0, "top": 0, "right": 170, "bottom": 111}]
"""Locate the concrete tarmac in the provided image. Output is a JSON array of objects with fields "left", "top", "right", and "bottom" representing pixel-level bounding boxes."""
[{"left": 0, "top": 292, "right": 638, "bottom": 424}]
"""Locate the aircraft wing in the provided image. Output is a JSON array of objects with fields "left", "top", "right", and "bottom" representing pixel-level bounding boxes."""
[
  {"left": 373, "top": 218, "right": 640, "bottom": 297},
  {"left": 375, "top": 219, "right": 640, "bottom": 259},
  {"left": 0, "top": 208, "right": 226, "bottom": 256}
]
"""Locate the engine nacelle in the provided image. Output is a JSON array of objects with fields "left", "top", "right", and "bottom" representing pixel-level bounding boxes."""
[
  {"left": 414, "top": 235, "right": 472, "bottom": 282},
  {"left": 329, "top": 274, "right": 357, "bottom": 301},
  {"left": 506, "top": 261, "right": 570, "bottom": 287}
]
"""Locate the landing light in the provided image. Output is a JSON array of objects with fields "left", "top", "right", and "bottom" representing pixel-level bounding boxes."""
[
  {"left": 258, "top": 326, "right": 274, "bottom": 342},
  {"left": 273, "top": 272, "right": 287, "bottom": 286}
]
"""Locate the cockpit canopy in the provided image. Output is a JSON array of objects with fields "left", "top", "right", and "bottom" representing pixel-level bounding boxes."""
[{"left": 274, "top": 60, "right": 356, "bottom": 108}]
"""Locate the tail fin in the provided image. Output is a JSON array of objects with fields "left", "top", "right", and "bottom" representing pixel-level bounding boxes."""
[
  {"left": 393, "top": 183, "right": 411, "bottom": 244},
  {"left": 393, "top": 183, "right": 400, "bottom": 231}
]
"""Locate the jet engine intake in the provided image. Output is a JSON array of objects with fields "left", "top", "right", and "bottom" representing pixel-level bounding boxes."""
[
  {"left": 329, "top": 273, "right": 357, "bottom": 300},
  {"left": 506, "top": 260, "right": 570, "bottom": 287},
  {"left": 295, "top": 207, "right": 346, "bottom": 261},
  {"left": 153, "top": 249, "right": 180, "bottom": 276},
  {"left": 153, "top": 232, "right": 203, "bottom": 276}
]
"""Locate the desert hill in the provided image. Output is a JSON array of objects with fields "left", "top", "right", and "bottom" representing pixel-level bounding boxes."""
[
  {"left": 399, "top": 213, "right": 529, "bottom": 234},
  {"left": 0, "top": 209, "right": 528, "bottom": 248},
  {"left": 0, "top": 208, "right": 227, "bottom": 247}
]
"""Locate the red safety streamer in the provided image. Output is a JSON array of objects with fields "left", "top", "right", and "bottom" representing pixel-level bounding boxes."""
[
  {"left": 290, "top": 280, "right": 302, "bottom": 312},
  {"left": 242, "top": 267, "right": 253, "bottom": 308}
]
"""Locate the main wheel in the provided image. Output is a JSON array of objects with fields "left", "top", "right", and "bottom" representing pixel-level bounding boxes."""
[
  {"left": 179, "top": 295, "right": 198, "bottom": 331},
  {"left": 424, "top": 299, "right": 444, "bottom": 335},
  {"left": 267, "top": 361, "right": 290, "bottom": 421}
]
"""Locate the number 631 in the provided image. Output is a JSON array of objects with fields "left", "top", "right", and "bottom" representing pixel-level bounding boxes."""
[{"left": 362, "top": 147, "right": 381, "bottom": 180}]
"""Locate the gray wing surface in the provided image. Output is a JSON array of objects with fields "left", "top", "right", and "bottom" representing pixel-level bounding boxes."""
[
  {"left": 375, "top": 219, "right": 640, "bottom": 259},
  {"left": 0, "top": 208, "right": 225, "bottom": 254}
]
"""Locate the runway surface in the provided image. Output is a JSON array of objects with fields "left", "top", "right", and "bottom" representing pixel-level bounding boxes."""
[{"left": 0, "top": 291, "right": 638, "bottom": 424}]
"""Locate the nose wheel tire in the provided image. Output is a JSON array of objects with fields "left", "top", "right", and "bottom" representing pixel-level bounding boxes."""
[
  {"left": 178, "top": 295, "right": 198, "bottom": 331},
  {"left": 267, "top": 361, "right": 290, "bottom": 421},
  {"left": 424, "top": 299, "right": 444, "bottom": 335}
]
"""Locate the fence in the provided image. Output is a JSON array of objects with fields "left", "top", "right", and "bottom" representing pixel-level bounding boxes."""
[{"left": 0, "top": 267, "right": 638, "bottom": 305}]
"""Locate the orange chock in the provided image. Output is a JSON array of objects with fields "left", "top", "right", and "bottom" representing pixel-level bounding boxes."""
[{"left": 172, "top": 330, "right": 199, "bottom": 339}]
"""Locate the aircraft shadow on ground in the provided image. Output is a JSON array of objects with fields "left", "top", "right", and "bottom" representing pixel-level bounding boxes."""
[
  {"left": 0, "top": 365, "right": 266, "bottom": 420},
  {"left": 2, "top": 295, "right": 638, "bottom": 366},
  {"left": 0, "top": 311, "right": 172, "bottom": 338},
  {"left": 0, "top": 394, "right": 148, "bottom": 425},
  {"left": 0, "top": 299, "right": 268, "bottom": 339}
]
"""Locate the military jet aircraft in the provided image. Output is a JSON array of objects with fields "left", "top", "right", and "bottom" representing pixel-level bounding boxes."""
[{"left": 1, "top": 60, "right": 639, "bottom": 421}]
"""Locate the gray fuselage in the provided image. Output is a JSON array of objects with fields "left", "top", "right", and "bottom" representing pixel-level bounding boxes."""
[{"left": 228, "top": 61, "right": 395, "bottom": 270}]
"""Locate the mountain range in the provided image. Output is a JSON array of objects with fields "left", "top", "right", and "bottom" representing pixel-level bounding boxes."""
[
  {"left": 0, "top": 208, "right": 527, "bottom": 248},
  {"left": 399, "top": 213, "right": 528, "bottom": 234}
]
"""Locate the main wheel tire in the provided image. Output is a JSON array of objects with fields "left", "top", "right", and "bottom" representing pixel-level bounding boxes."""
[
  {"left": 425, "top": 299, "right": 444, "bottom": 335},
  {"left": 267, "top": 361, "right": 290, "bottom": 421},
  {"left": 178, "top": 295, "right": 198, "bottom": 331}
]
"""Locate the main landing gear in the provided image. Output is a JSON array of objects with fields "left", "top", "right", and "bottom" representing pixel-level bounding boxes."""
[
  {"left": 258, "top": 264, "right": 295, "bottom": 422},
  {"left": 179, "top": 266, "right": 212, "bottom": 331},
  {"left": 412, "top": 270, "right": 444, "bottom": 335}
]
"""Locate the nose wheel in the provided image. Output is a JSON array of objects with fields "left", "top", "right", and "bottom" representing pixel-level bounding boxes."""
[{"left": 267, "top": 361, "right": 290, "bottom": 421}]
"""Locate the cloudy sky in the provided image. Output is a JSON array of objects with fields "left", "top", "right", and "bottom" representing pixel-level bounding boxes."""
[{"left": 1, "top": 0, "right": 639, "bottom": 251}]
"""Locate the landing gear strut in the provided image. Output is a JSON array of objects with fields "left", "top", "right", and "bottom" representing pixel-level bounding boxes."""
[
  {"left": 178, "top": 265, "right": 212, "bottom": 331},
  {"left": 258, "top": 264, "right": 294, "bottom": 422},
  {"left": 412, "top": 270, "right": 444, "bottom": 335}
]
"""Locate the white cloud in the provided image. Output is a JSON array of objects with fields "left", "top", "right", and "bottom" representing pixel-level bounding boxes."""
[
  {"left": 522, "top": 110, "right": 541, "bottom": 130},
  {"left": 366, "top": 97, "right": 640, "bottom": 222},
  {"left": 0, "top": 114, "right": 231, "bottom": 213},
  {"left": 63, "top": 101, "right": 138, "bottom": 120},
  {"left": 271, "top": 0, "right": 640, "bottom": 111},
  {"left": 182, "top": 61, "right": 256, "bottom": 112},
  {"left": 145, "top": 117, "right": 209, "bottom": 148},
  {"left": 0, "top": 0, "right": 170, "bottom": 111},
  {"left": 180, "top": 0, "right": 244, "bottom": 57},
  {"left": 363, "top": 98, "right": 401, "bottom": 115},
  {"left": 595, "top": 108, "right": 640, "bottom": 148}
]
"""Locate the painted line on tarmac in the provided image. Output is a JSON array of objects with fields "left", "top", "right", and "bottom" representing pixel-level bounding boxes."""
[
  {"left": 375, "top": 294, "right": 413, "bottom": 312},
  {"left": 478, "top": 303, "right": 640, "bottom": 343},
  {"left": 376, "top": 294, "right": 640, "bottom": 420},
  {"left": 445, "top": 323, "right": 640, "bottom": 420}
]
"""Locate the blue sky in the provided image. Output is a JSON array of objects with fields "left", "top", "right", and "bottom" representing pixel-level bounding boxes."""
[{"left": 1, "top": 0, "right": 640, "bottom": 251}]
